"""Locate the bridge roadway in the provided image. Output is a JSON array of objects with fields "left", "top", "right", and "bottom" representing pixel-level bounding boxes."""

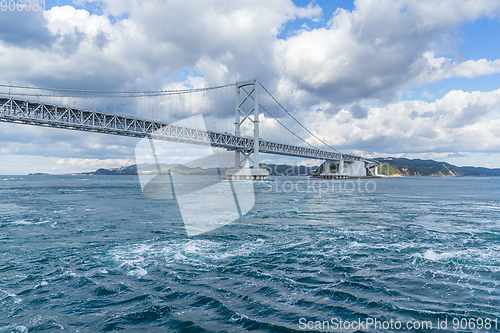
[{"left": 0, "top": 96, "right": 378, "bottom": 166}]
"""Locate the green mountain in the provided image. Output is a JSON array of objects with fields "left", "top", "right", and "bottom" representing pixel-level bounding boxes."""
[
  {"left": 93, "top": 164, "right": 217, "bottom": 176},
  {"left": 83, "top": 158, "right": 500, "bottom": 177},
  {"left": 375, "top": 158, "right": 500, "bottom": 177},
  {"left": 93, "top": 165, "right": 138, "bottom": 175},
  {"left": 85, "top": 163, "right": 316, "bottom": 176}
]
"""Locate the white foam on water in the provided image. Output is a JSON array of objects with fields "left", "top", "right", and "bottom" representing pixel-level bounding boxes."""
[
  {"left": 423, "top": 250, "right": 455, "bottom": 261},
  {"left": 128, "top": 267, "right": 148, "bottom": 277},
  {"left": 0, "top": 203, "right": 27, "bottom": 216},
  {"left": 332, "top": 238, "right": 411, "bottom": 253},
  {"left": 108, "top": 238, "right": 267, "bottom": 274},
  {"left": 34, "top": 280, "right": 48, "bottom": 289},
  {"left": 62, "top": 270, "right": 78, "bottom": 278},
  {"left": 97, "top": 268, "right": 108, "bottom": 274},
  {"left": 474, "top": 204, "right": 500, "bottom": 211},
  {"left": 12, "top": 219, "right": 31, "bottom": 225},
  {"left": 348, "top": 241, "right": 363, "bottom": 248},
  {"left": 110, "top": 244, "right": 152, "bottom": 278},
  {"left": 0, "top": 324, "right": 28, "bottom": 333},
  {"left": 30, "top": 315, "right": 64, "bottom": 330},
  {"left": 421, "top": 247, "right": 500, "bottom": 266},
  {"left": 12, "top": 219, "right": 52, "bottom": 226},
  {"left": 159, "top": 238, "right": 267, "bottom": 264},
  {"left": 53, "top": 207, "right": 74, "bottom": 214},
  {"left": 160, "top": 239, "right": 224, "bottom": 265},
  {"left": 0, "top": 288, "right": 22, "bottom": 304}
]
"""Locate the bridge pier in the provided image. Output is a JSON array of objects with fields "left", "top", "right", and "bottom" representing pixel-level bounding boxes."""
[
  {"left": 324, "top": 161, "right": 330, "bottom": 175},
  {"left": 316, "top": 157, "right": 382, "bottom": 178},
  {"left": 339, "top": 158, "right": 345, "bottom": 175},
  {"left": 366, "top": 162, "right": 379, "bottom": 177},
  {"left": 317, "top": 160, "right": 348, "bottom": 179}
]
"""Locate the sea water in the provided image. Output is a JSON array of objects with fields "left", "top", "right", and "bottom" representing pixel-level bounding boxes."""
[{"left": 0, "top": 176, "right": 499, "bottom": 332}]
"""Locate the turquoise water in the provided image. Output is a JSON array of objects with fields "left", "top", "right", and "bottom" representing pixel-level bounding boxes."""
[{"left": 0, "top": 176, "right": 499, "bottom": 332}]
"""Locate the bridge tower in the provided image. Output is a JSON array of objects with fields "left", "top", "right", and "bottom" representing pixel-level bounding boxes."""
[{"left": 225, "top": 78, "right": 269, "bottom": 180}]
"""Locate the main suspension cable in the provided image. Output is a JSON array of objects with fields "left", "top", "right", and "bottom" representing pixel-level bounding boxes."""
[
  {"left": 259, "top": 82, "right": 340, "bottom": 153},
  {"left": 0, "top": 83, "right": 236, "bottom": 96},
  {"left": 240, "top": 87, "right": 319, "bottom": 150}
]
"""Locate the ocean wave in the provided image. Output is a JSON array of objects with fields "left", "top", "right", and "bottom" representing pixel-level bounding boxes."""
[
  {"left": 11, "top": 219, "right": 52, "bottom": 226},
  {"left": 1, "top": 176, "right": 500, "bottom": 331},
  {"left": 0, "top": 203, "right": 27, "bottom": 216},
  {"left": 0, "top": 325, "right": 28, "bottom": 333},
  {"left": 0, "top": 288, "right": 22, "bottom": 304},
  {"left": 29, "top": 315, "right": 64, "bottom": 331},
  {"left": 418, "top": 247, "right": 500, "bottom": 265}
]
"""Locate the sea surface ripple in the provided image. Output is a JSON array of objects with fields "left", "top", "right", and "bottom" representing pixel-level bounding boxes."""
[{"left": 0, "top": 176, "right": 499, "bottom": 332}]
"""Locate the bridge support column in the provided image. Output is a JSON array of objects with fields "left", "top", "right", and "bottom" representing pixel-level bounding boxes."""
[
  {"left": 234, "top": 85, "right": 241, "bottom": 169},
  {"left": 226, "top": 78, "right": 269, "bottom": 180},
  {"left": 367, "top": 163, "right": 379, "bottom": 177},
  {"left": 323, "top": 161, "right": 330, "bottom": 175},
  {"left": 253, "top": 79, "right": 259, "bottom": 170}
]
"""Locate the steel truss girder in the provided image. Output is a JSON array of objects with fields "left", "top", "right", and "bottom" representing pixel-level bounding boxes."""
[{"left": 0, "top": 96, "right": 378, "bottom": 165}]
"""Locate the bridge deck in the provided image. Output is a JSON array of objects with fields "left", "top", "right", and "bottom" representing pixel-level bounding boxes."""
[{"left": 0, "top": 96, "right": 377, "bottom": 164}]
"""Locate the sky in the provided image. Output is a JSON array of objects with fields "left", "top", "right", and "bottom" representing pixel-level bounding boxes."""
[{"left": 1, "top": 0, "right": 500, "bottom": 174}]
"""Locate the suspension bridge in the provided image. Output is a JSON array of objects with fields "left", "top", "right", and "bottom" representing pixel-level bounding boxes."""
[{"left": 0, "top": 78, "right": 379, "bottom": 179}]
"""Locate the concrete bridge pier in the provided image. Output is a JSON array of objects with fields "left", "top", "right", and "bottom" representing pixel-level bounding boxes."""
[
  {"left": 316, "top": 158, "right": 382, "bottom": 178},
  {"left": 339, "top": 159, "right": 345, "bottom": 175},
  {"left": 324, "top": 161, "right": 330, "bottom": 175},
  {"left": 344, "top": 161, "right": 366, "bottom": 177},
  {"left": 366, "top": 162, "right": 379, "bottom": 177},
  {"left": 317, "top": 160, "right": 347, "bottom": 179}
]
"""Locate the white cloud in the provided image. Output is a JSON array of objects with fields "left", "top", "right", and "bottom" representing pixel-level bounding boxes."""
[
  {"left": 412, "top": 52, "right": 500, "bottom": 85},
  {"left": 1, "top": 0, "right": 500, "bottom": 173},
  {"left": 274, "top": 0, "right": 500, "bottom": 107},
  {"left": 0, "top": 155, "right": 134, "bottom": 175},
  {"left": 1, "top": 0, "right": 499, "bottom": 102},
  {"left": 309, "top": 88, "right": 500, "bottom": 153},
  {"left": 453, "top": 58, "right": 500, "bottom": 77}
]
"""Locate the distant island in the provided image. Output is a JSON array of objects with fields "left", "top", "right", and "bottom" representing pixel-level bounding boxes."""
[
  {"left": 72, "top": 163, "right": 316, "bottom": 177},
  {"left": 375, "top": 157, "right": 500, "bottom": 177},
  {"left": 62, "top": 158, "right": 500, "bottom": 177}
]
